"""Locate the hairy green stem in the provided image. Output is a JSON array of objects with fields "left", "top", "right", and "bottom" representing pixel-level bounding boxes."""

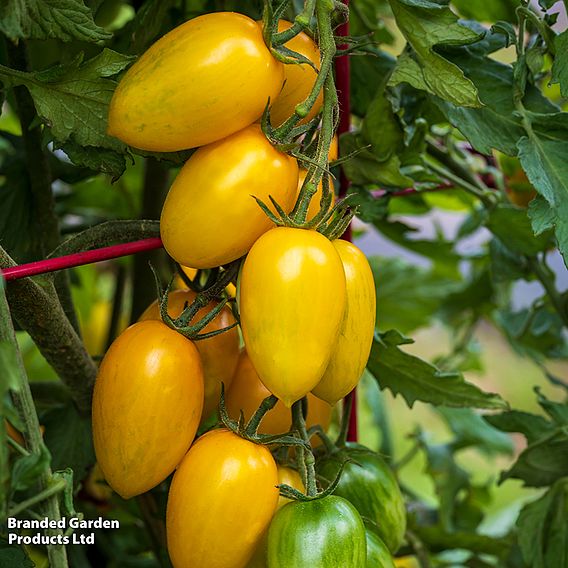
[
  {"left": 426, "top": 159, "right": 494, "bottom": 207},
  {"left": 0, "top": 246, "right": 96, "bottom": 415},
  {"left": 0, "top": 284, "right": 68, "bottom": 567},
  {"left": 292, "top": 400, "right": 317, "bottom": 497}
]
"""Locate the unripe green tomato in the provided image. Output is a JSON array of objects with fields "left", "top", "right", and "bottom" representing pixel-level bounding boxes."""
[
  {"left": 316, "top": 444, "right": 406, "bottom": 553},
  {"left": 267, "top": 495, "right": 367, "bottom": 567}
]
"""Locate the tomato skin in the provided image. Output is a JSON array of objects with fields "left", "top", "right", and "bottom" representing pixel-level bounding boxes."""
[
  {"left": 108, "top": 12, "right": 284, "bottom": 151},
  {"left": 240, "top": 227, "right": 346, "bottom": 407},
  {"left": 316, "top": 445, "right": 406, "bottom": 553},
  {"left": 312, "top": 240, "right": 376, "bottom": 404},
  {"left": 366, "top": 529, "right": 396, "bottom": 568},
  {"left": 166, "top": 429, "right": 279, "bottom": 568},
  {"left": 267, "top": 21, "right": 322, "bottom": 127},
  {"left": 92, "top": 321, "right": 204, "bottom": 499},
  {"left": 161, "top": 125, "right": 299, "bottom": 268},
  {"left": 267, "top": 495, "right": 367, "bottom": 567},
  {"left": 139, "top": 289, "right": 239, "bottom": 420},
  {"left": 227, "top": 350, "right": 332, "bottom": 436},
  {"left": 247, "top": 466, "right": 305, "bottom": 567},
  {"left": 296, "top": 169, "right": 335, "bottom": 222}
]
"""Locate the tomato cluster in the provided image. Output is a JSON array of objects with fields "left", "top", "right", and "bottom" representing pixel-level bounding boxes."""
[{"left": 94, "top": 10, "right": 405, "bottom": 568}]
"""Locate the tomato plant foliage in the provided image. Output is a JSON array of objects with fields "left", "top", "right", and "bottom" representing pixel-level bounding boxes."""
[{"left": 0, "top": 0, "right": 567, "bottom": 567}]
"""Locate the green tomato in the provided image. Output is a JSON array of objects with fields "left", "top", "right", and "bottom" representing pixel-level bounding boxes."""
[
  {"left": 316, "top": 444, "right": 407, "bottom": 553},
  {"left": 366, "top": 529, "right": 396, "bottom": 568},
  {"left": 267, "top": 495, "right": 366, "bottom": 568}
]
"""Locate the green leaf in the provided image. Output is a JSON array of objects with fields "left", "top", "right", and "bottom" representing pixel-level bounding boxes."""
[
  {"left": 551, "top": 30, "right": 568, "bottom": 98},
  {"left": 58, "top": 139, "right": 127, "bottom": 179},
  {"left": 494, "top": 306, "right": 568, "bottom": 361},
  {"left": 370, "top": 256, "right": 457, "bottom": 333},
  {"left": 340, "top": 132, "right": 413, "bottom": 187},
  {"left": 438, "top": 407, "right": 514, "bottom": 456},
  {"left": 0, "top": 342, "right": 21, "bottom": 394},
  {"left": 517, "top": 113, "right": 568, "bottom": 265},
  {"left": 0, "top": 49, "right": 133, "bottom": 154},
  {"left": 367, "top": 330, "right": 508, "bottom": 409},
  {"left": 351, "top": 49, "right": 396, "bottom": 117},
  {"left": 387, "top": 0, "right": 482, "bottom": 107},
  {"left": 489, "top": 238, "right": 530, "bottom": 283},
  {"left": 417, "top": 435, "right": 469, "bottom": 530},
  {"left": 434, "top": 52, "right": 557, "bottom": 155},
  {"left": 362, "top": 84, "right": 405, "bottom": 161},
  {"left": 517, "top": 478, "right": 568, "bottom": 568},
  {"left": 486, "top": 204, "right": 553, "bottom": 255},
  {"left": 0, "top": 539, "right": 34, "bottom": 568},
  {"left": 0, "top": 0, "right": 111, "bottom": 44},
  {"left": 373, "top": 219, "right": 461, "bottom": 278},
  {"left": 485, "top": 410, "right": 554, "bottom": 445},
  {"left": 452, "top": 0, "right": 520, "bottom": 22},
  {"left": 41, "top": 402, "right": 95, "bottom": 487},
  {"left": 11, "top": 443, "right": 51, "bottom": 493}
]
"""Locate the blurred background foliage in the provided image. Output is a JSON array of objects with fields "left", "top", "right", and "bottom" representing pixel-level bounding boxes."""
[{"left": 1, "top": 0, "right": 568, "bottom": 566}]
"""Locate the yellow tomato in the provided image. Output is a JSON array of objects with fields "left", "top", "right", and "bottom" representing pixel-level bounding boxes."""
[
  {"left": 328, "top": 134, "right": 339, "bottom": 162},
  {"left": 296, "top": 169, "right": 335, "bottom": 222},
  {"left": 139, "top": 289, "right": 239, "bottom": 419},
  {"left": 92, "top": 321, "right": 204, "bottom": 499},
  {"left": 108, "top": 12, "right": 284, "bottom": 151},
  {"left": 226, "top": 350, "right": 332, "bottom": 436},
  {"left": 166, "top": 429, "right": 279, "bottom": 568},
  {"left": 246, "top": 465, "right": 305, "bottom": 568},
  {"left": 312, "top": 240, "right": 376, "bottom": 405},
  {"left": 268, "top": 21, "right": 323, "bottom": 127},
  {"left": 240, "top": 227, "right": 346, "bottom": 407},
  {"left": 161, "top": 125, "right": 299, "bottom": 268}
]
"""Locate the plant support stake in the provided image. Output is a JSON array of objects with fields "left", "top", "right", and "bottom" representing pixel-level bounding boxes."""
[{"left": 1, "top": 238, "right": 164, "bottom": 282}]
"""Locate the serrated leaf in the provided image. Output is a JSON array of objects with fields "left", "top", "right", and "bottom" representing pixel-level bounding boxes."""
[
  {"left": 367, "top": 330, "right": 507, "bottom": 409},
  {"left": 517, "top": 478, "right": 568, "bottom": 568},
  {"left": 551, "top": 30, "right": 568, "bottom": 98},
  {"left": 58, "top": 139, "right": 126, "bottom": 179},
  {"left": 387, "top": 0, "right": 482, "bottom": 107},
  {"left": 0, "top": 49, "right": 133, "bottom": 155},
  {"left": 434, "top": 52, "right": 557, "bottom": 155},
  {"left": 0, "top": 0, "right": 111, "bottom": 44},
  {"left": 517, "top": 113, "right": 568, "bottom": 266},
  {"left": 486, "top": 204, "right": 553, "bottom": 255},
  {"left": 485, "top": 410, "right": 554, "bottom": 445}
]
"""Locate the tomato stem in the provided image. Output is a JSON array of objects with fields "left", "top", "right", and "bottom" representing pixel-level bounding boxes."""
[{"left": 292, "top": 399, "right": 318, "bottom": 497}]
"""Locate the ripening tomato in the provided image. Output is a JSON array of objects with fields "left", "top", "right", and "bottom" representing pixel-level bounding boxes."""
[
  {"left": 267, "top": 495, "right": 367, "bottom": 567},
  {"left": 268, "top": 21, "right": 323, "bottom": 127},
  {"left": 92, "top": 321, "right": 204, "bottom": 499},
  {"left": 312, "top": 240, "right": 376, "bottom": 404},
  {"left": 296, "top": 169, "right": 335, "bottom": 222},
  {"left": 139, "top": 289, "right": 239, "bottom": 420},
  {"left": 226, "top": 350, "right": 332, "bottom": 436},
  {"left": 108, "top": 12, "right": 284, "bottom": 151},
  {"left": 239, "top": 227, "right": 346, "bottom": 407},
  {"left": 166, "top": 429, "right": 279, "bottom": 568},
  {"left": 161, "top": 125, "right": 299, "bottom": 268},
  {"left": 328, "top": 134, "right": 339, "bottom": 162}
]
